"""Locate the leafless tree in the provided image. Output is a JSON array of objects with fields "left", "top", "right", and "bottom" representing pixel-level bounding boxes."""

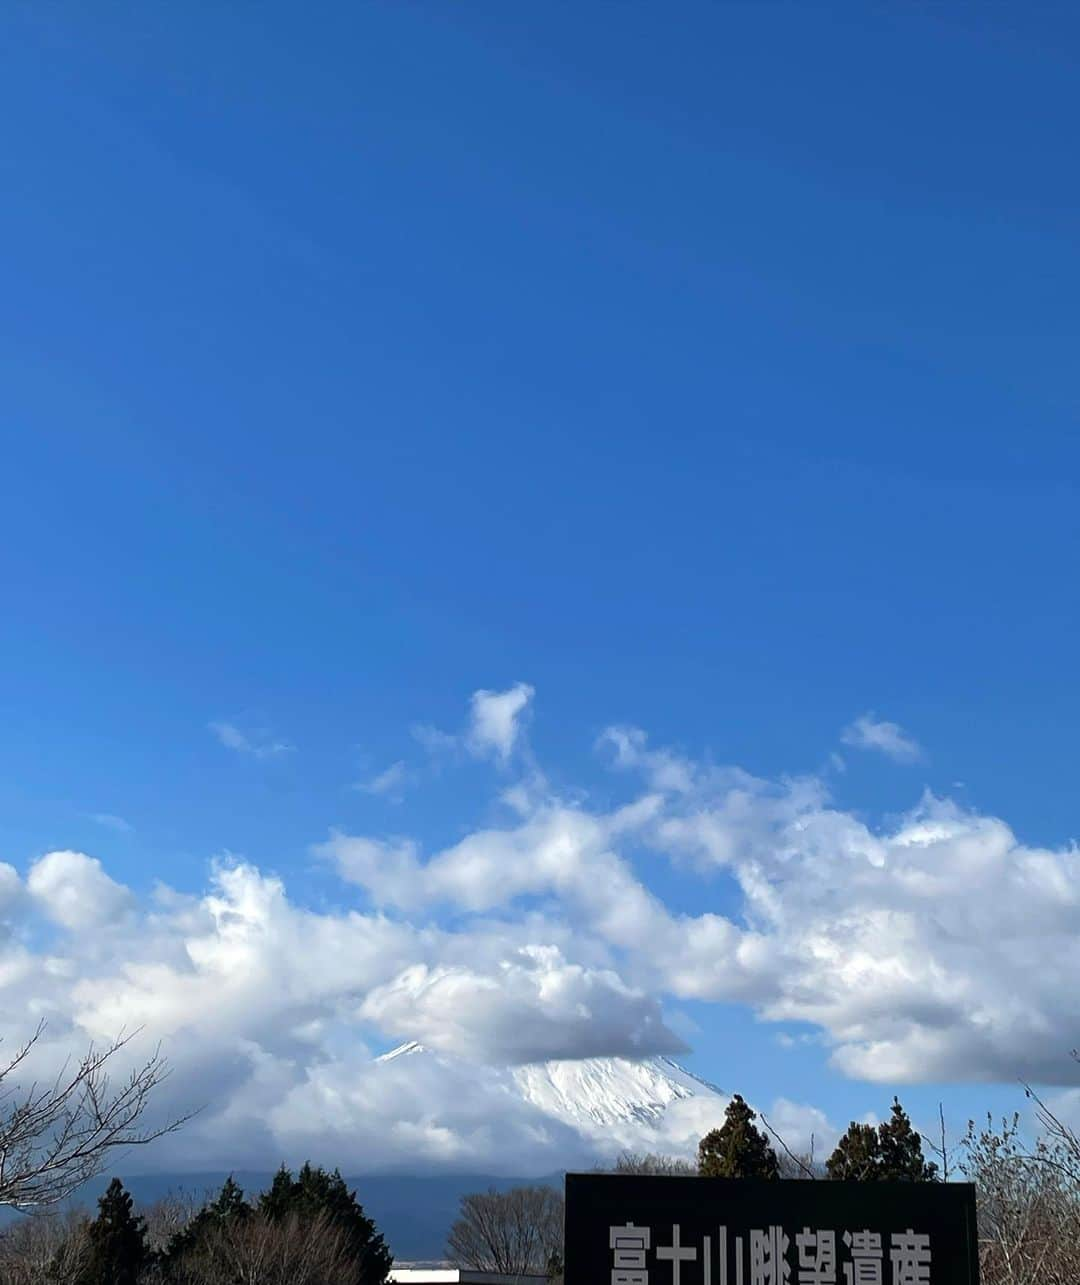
[
  {"left": 0, "top": 1022, "right": 193, "bottom": 1209},
  {"left": 959, "top": 1110, "right": 1080, "bottom": 1285},
  {"left": 165, "top": 1210, "right": 360, "bottom": 1285},
  {"left": 0, "top": 1208, "right": 91, "bottom": 1284},
  {"left": 140, "top": 1188, "right": 203, "bottom": 1256},
  {"left": 603, "top": 1151, "right": 697, "bottom": 1176},
  {"left": 1020, "top": 1053, "right": 1080, "bottom": 1184},
  {"left": 447, "top": 1186, "right": 563, "bottom": 1277}
]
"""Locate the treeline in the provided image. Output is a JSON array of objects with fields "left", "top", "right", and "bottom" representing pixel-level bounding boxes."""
[
  {"left": 0, "top": 1164, "right": 391, "bottom": 1285},
  {"left": 4, "top": 1089, "right": 1080, "bottom": 1284}
]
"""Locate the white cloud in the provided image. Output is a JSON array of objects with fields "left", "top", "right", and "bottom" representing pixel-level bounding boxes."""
[
  {"left": 410, "top": 723, "right": 458, "bottom": 755},
  {"left": 841, "top": 713, "right": 922, "bottom": 763},
  {"left": 209, "top": 720, "right": 293, "bottom": 759},
  {"left": 326, "top": 718, "right": 1080, "bottom": 1088},
  {"left": 262, "top": 1048, "right": 594, "bottom": 1176},
  {"left": 27, "top": 850, "right": 134, "bottom": 931},
  {"left": 759, "top": 1098, "right": 838, "bottom": 1161},
  {"left": 360, "top": 946, "right": 685, "bottom": 1064},
  {"left": 467, "top": 683, "right": 534, "bottom": 762},
  {"left": 322, "top": 835, "right": 423, "bottom": 907},
  {"left": 88, "top": 813, "right": 134, "bottom": 833},
  {"left": 4, "top": 688, "right": 1078, "bottom": 1176},
  {"left": 408, "top": 683, "right": 535, "bottom": 769},
  {"left": 354, "top": 761, "right": 408, "bottom": 800},
  {"left": 0, "top": 857, "right": 685, "bottom": 1174},
  {"left": 598, "top": 726, "right": 696, "bottom": 794}
]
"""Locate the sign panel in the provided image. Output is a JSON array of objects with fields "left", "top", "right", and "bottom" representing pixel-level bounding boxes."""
[{"left": 564, "top": 1173, "right": 979, "bottom": 1285}]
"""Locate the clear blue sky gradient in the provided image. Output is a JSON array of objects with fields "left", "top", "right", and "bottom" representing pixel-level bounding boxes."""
[{"left": 2, "top": 3, "right": 1079, "bottom": 1142}]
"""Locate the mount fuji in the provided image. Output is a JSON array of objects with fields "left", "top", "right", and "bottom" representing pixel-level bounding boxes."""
[
  {"left": 58, "top": 1045, "right": 730, "bottom": 1261},
  {"left": 374, "top": 1040, "right": 727, "bottom": 1159}
]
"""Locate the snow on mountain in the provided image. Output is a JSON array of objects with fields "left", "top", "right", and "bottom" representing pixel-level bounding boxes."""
[{"left": 375, "top": 1041, "right": 727, "bottom": 1162}]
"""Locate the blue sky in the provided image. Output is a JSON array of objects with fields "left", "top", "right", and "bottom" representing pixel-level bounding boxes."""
[{"left": 2, "top": 1, "right": 1080, "bottom": 1172}]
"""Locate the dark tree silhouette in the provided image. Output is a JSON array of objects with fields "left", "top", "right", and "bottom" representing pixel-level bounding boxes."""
[
  {"left": 257, "top": 1162, "right": 392, "bottom": 1285},
  {"left": 826, "top": 1099, "right": 937, "bottom": 1182},
  {"left": 697, "top": 1095, "right": 779, "bottom": 1179},
  {"left": 878, "top": 1098, "right": 938, "bottom": 1181},
  {"left": 826, "top": 1122, "right": 882, "bottom": 1181},
  {"left": 162, "top": 1173, "right": 251, "bottom": 1268},
  {"left": 76, "top": 1178, "right": 151, "bottom": 1285}
]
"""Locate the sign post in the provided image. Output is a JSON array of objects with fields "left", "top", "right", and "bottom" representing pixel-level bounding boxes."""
[{"left": 564, "top": 1173, "right": 979, "bottom": 1285}]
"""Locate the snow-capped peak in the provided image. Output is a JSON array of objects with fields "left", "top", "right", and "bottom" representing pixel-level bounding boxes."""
[
  {"left": 376, "top": 1040, "right": 427, "bottom": 1063},
  {"left": 372, "top": 1042, "right": 726, "bottom": 1160},
  {"left": 509, "top": 1053, "right": 722, "bottom": 1130}
]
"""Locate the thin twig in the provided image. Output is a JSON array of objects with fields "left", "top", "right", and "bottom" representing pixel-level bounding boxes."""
[{"left": 758, "top": 1112, "right": 815, "bottom": 1179}]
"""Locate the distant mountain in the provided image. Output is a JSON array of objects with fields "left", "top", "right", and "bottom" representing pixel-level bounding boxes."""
[{"left": 376, "top": 1040, "right": 724, "bottom": 1136}]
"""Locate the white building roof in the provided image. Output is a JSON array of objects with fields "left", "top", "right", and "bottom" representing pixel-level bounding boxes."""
[{"left": 389, "top": 1270, "right": 549, "bottom": 1285}]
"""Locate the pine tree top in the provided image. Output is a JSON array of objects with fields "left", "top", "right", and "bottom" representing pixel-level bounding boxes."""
[
  {"left": 698, "top": 1094, "right": 780, "bottom": 1180},
  {"left": 826, "top": 1098, "right": 938, "bottom": 1182}
]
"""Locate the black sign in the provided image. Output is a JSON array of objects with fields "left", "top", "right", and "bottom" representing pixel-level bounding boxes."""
[{"left": 564, "top": 1173, "right": 979, "bottom": 1285}]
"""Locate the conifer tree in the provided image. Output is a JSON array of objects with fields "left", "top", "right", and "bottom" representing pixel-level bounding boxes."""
[
  {"left": 825, "top": 1122, "right": 882, "bottom": 1181},
  {"left": 76, "top": 1177, "right": 151, "bottom": 1285},
  {"left": 257, "top": 1162, "right": 393, "bottom": 1285},
  {"left": 826, "top": 1099, "right": 938, "bottom": 1182},
  {"left": 163, "top": 1173, "right": 251, "bottom": 1266},
  {"left": 697, "top": 1095, "right": 780, "bottom": 1179},
  {"left": 208, "top": 1174, "right": 251, "bottom": 1221},
  {"left": 878, "top": 1097, "right": 938, "bottom": 1181}
]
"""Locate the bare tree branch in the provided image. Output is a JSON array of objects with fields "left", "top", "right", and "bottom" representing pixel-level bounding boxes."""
[
  {"left": 447, "top": 1187, "right": 563, "bottom": 1276},
  {"left": 926, "top": 1101, "right": 953, "bottom": 1183},
  {"left": 757, "top": 1112, "right": 816, "bottom": 1180},
  {"left": 0, "top": 1024, "right": 196, "bottom": 1209}
]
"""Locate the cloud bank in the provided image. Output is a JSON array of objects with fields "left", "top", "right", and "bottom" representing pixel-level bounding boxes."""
[{"left": 3, "top": 686, "right": 1077, "bottom": 1174}]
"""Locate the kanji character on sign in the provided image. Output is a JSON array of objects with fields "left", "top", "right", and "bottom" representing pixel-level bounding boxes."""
[
  {"left": 795, "top": 1228, "right": 836, "bottom": 1285},
  {"left": 611, "top": 1223, "right": 652, "bottom": 1285},
  {"left": 749, "top": 1226, "right": 790, "bottom": 1285},
  {"left": 841, "top": 1230, "right": 882, "bottom": 1285},
  {"left": 657, "top": 1224, "right": 697, "bottom": 1285},
  {"left": 889, "top": 1230, "right": 931, "bottom": 1285}
]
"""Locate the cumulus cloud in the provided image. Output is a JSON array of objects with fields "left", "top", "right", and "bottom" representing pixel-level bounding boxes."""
[
  {"left": 323, "top": 835, "right": 424, "bottom": 907},
  {"left": 467, "top": 683, "right": 534, "bottom": 762},
  {"left": 4, "top": 685, "right": 1078, "bottom": 1175},
  {"left": 360, "top": 946, "right": 685, "bottom": 1064},
  {"left": 598, "top": 726, "right": 696, "bottom": 794},
  {"left": 841, "top": 713, "right": 922, "bottom": 763},
  {"left": 407, "top": 684, "right": 534, "bottom": 768},
  {"left": 325, "top": 714, "right": 1080, "bottom": 1087},
  {"left": 210, "top": 720, "right": 293, "bottom": 759},
  {"left": 27, "top": 850, "right": 134, "bottom": 931},
  {"left": 264, "top": 1048, "right": 596, "bottom": 1175}
]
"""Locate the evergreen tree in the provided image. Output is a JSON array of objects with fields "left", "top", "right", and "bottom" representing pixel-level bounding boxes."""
[
  {"left": 825, "top": 1122, "right": 882, "bottom": 1181},
  {"left": 826, "top": 1099, "right": 938, "bottom": 1182},
  {"left": 76, "top": 1178, "right": 151, "bottom": 1285},
  {"left": 257, "top": 1162, "right": 393, "bottom": 1285},
  {"left": 208, "top": 1174, "right": 251, "bottom": 1221},
  {"left": 697, "top": 1095, "right": 780, "bottom": 1179},
  {"left": 163, "top": 1173, "right": 252, "bottom": 1267},
  {"left": 878, "top": 1098, "right": 938, "bottom": 1181}
]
